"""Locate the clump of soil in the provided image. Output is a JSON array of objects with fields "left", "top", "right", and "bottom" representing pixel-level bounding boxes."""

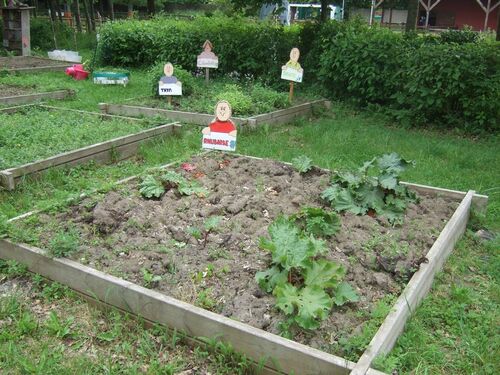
[{"left": 30, "top": 154, "right": 459, "bottom": 357}]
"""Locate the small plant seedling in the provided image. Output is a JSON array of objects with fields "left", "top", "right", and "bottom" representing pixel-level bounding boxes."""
[
  {"left": 187, "top": 226, "right": 202, "bottom": 240},
  {"left": 46, "top": 311, "right": 75, "bottom": 339},
  {"left": 141, "top": 268, "right": 162, "bottom": 287},
  {"left": 48, "top": 227, "right": 80, "bottom": 258},
  {"left": 291, "top": 155, "right": 313, "bottom": 174}
]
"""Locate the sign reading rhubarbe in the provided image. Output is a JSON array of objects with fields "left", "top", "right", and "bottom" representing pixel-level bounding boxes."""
[{"left": 202, "top": 100, "right": 237, "bottom": 152}]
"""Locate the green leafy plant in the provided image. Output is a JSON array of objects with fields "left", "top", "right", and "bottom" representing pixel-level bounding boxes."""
[
  {"left": 289, "top": 207, "right": 340, "bottom": 238},
  {"left": 141, "top": 268, "right": 162, "bottom": 288},
  {"left": 256, "top": 216, "right": 358, "bottom": 330},
  {"left": 139, "top": 171, "right": 208, "bottom": 200},
  {"left": 46, "top": 311, "right": 74, "bottom": 339},
  {"left": 139, "top": 175, "right": 165, "bottom": 199},
  {"left": 190, "top": 216, "right": 223, "bottom": 249},
  {"left": 291, "top": 155, "right": 313, "bottom": 174},
  {"left": 321, "top": 153, "right": 418, "bottom": 225},
  {"left": 48, "top": 227, "right": 80, "bottom": 258}
]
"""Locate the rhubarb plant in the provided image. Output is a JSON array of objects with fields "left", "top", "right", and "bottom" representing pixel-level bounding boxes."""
[
  {"left": 321, "top": 153, "right": 418, "bottom": 225},
  {"left": 139, "top": 171, "right": 208, "bottom": 199},
  {"left": 291, "top": 155, "right": 313, "bottom": 174},
  {"left": 256, "top": 216, "right": 358, "bottom": 330}
]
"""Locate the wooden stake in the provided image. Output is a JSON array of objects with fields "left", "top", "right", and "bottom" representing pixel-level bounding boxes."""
[
  {"left": 289, "top": 82, "right": 294, "bottom": 102},
  {"left": 205, "top": 68, "right": 209, "bottom": 84},
  {"left": 167, "top": 96, "right": 172, "bottom": 106}
]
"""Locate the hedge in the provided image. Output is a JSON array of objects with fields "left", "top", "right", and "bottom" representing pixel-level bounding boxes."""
[
  {"left": 98, "top": 17, "right": 499, "bottom": 134},
  {"left": 314, "top": 22, "right": 500, "bottom": 133},
  {"left": 97, "top": 16, "right": 299, "bottom": 85}
]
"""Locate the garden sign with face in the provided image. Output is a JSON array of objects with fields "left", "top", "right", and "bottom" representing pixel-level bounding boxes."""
[
  {"left": 201, "top": 100, "right": 237, "bottom": 152},
  {"left": 159, "top": 63, "right": 183, "bottom": 96},
  {"left": 281, "top": 47, "right": 303, "bottom": 83}
]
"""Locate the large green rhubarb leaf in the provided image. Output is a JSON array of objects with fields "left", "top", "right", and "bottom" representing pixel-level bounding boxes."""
[
  {"left": 259, "top": 217, "right": 310, "bottom": 271},
  {"left": 334, "top": 282, "right": 359, "bottom": 306},
  {"left": 304, "top": 259, "right": 346, "bottom": 289},
  {"left": 255, "top": 266, "right": 288, "bottom": 293},
  {"left": 376, "top": 153, "right": 414, "bottom": 174},
  {"left": 294, "top": 286, "right": 333, "bottom": 330}
]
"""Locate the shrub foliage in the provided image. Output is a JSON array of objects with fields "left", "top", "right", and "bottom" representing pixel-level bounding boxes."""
[{"left": 99, "top": 17, "right": 499, "bottom": 134}]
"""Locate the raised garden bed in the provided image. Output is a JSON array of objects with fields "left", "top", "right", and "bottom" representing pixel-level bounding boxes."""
[
  {"left": 0, "top": 56, "right": 71, "bottom": 73},
  {"left": 100, "top": 100, "right": 330, "bottom": 128},
  {"left": 0, "top": 84, "right": 74, "bottom": 106},
  {"left": 0, "top": 152, "right": 487, "bottom": 374},
  {"left": 0, "top": 106, "right": 178, "bottom": 190}
]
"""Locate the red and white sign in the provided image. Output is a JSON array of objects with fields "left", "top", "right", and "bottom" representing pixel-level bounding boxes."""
[{"left": 202, "top": 100, "right": 237, "bottom": 152}]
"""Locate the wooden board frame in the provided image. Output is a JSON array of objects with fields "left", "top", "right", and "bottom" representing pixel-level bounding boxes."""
[
  {"left": 1, "top": 56, "right": 72, "bottom": 73},
  {"left": 0, "top": 153, "right": 487, "bottom": 375},
  {"left": 0, "top": 122, "right": 181, "bottom": 190},
  {"left": 0, "top": 89, "right": 74, "bottom": 106},
  {"left": 98, "top": 99, "right": 330, "bottom": 128}
]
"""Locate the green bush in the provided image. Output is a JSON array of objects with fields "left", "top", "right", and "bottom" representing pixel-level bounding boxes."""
[
  {"left": 215, "top": 85, "right": 253, "bottom": 115},
  {"left": 394, "top": 41, "right": 500, "bottom": 132},
  {"left": 315, "top": 22, "right": 500, "bottom": 134},
  {"left": 98, "top": 15, "right": 298, "bottom": 84},
  {"left": 440, "top": 27, "right": 479, "bottom": 44},
  {"left": 149, "top": 61, "right": 196, "bottom": 97},
  {"left": 250, "top": 83, "right": 288, "bottom": 113}
]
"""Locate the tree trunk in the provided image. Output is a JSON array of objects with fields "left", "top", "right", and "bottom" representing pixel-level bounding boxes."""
[
  {"left": 73, "top": 0, "right": 82, "bottom": 33},
  {"left": 89, "top": 0, "right": 96, "bottom": 31},
  {"left": 107, "top": 0, "right": 114, "bottom": 20},
  {"left": 48, "top": 0, "right": 57, "bottom": 22},
  {"left": 320, "top": 0, "right": 330, "bottom": 22},
  {"left": 128, "top": 0, "right": 133, "bottom": 18},
  {"left": 57, "top": 1, "right": 64, "bottom": 23},
  {"left": 147, "top": 0, "right": 155, "bottom": 16},
  {"left": 405, "top": 0, "right": 419, "bottom": 32},
  {"left": 82, "top": 0, "right": 92, "bottom": 33}
]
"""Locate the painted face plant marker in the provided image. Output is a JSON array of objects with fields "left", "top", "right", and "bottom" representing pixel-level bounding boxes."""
[
  {"left": 201, "top": 101, "right": 237, "bottom": 152},
  {"left": 281, "top": 48, "right": 303, "bottom": 102},
  {"left": 197, "top": 40, "right": 219, "bottom": 83},
  {"left": 159, "top": 63, "right": 182, "bottom": 104}
]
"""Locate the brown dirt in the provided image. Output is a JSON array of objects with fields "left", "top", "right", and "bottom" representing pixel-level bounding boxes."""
[
  {"left": 0, "top": 83, "right": 36, "bottom": 98},
  {"left": 0, "top": 56, "right": 68, "bottom": 69},
  {"left": 30, "top": 153, "right": 460, "bottom": 357}
]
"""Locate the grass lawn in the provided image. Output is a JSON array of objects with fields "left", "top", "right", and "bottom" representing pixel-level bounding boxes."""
[
  {"left": 0, "top": 107, "right": 157, "bottom": 170},
  {"left": 0, "top": 69, "right": 498, "bottom": 374}
]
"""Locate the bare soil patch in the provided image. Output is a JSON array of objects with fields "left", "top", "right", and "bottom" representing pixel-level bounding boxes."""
[
  {"left": 26, "top": 153, "right": 459, "bottom": 357},
  {"left": 0, "top": 56, "right": 68, "bottom": 69}
]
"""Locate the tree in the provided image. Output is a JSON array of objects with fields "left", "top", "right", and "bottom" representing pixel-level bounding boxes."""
[
  {"left": 497, "top": 7, "right": 500, "bottom": 41},
  {"left": 405, "top": 0, "right": 419, "bottom": 31}
]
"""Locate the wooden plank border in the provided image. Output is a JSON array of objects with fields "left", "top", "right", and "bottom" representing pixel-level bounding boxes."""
[
  {"left": 0, "top": 89, "right": 74, "bottom": 106},
  {"left": 350, "top": 191, "right": 475, "bottom": 375},
  {"left": 98, "top": 99, "right": 330, "bottom": 128},
  {"left": 0, "top": 122, "right": 181, "bottom": 190},
  {"left": 99, "top": 103, "right": 250, "bottom": 127},
  {"left": 38, "top": 105, "right": 146, "bottom": 122},
  {"left": 0, "top": 239, "right": 385, "bottom": 375}
]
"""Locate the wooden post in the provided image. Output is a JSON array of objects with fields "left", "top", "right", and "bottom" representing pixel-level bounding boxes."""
[
  {"left": 205, "top": 68, "right": 209, "bottom": 84},
  {"left": 167, "top": 96, "right": 172, "bottom": 106},
  {"left": 289, "top": 82, "right": 294, "bottom": 102}
]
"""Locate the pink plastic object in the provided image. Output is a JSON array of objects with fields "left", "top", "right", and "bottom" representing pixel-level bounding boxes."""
[{"left": 65, "top": 64, "right": 89, "bottom": 80}]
